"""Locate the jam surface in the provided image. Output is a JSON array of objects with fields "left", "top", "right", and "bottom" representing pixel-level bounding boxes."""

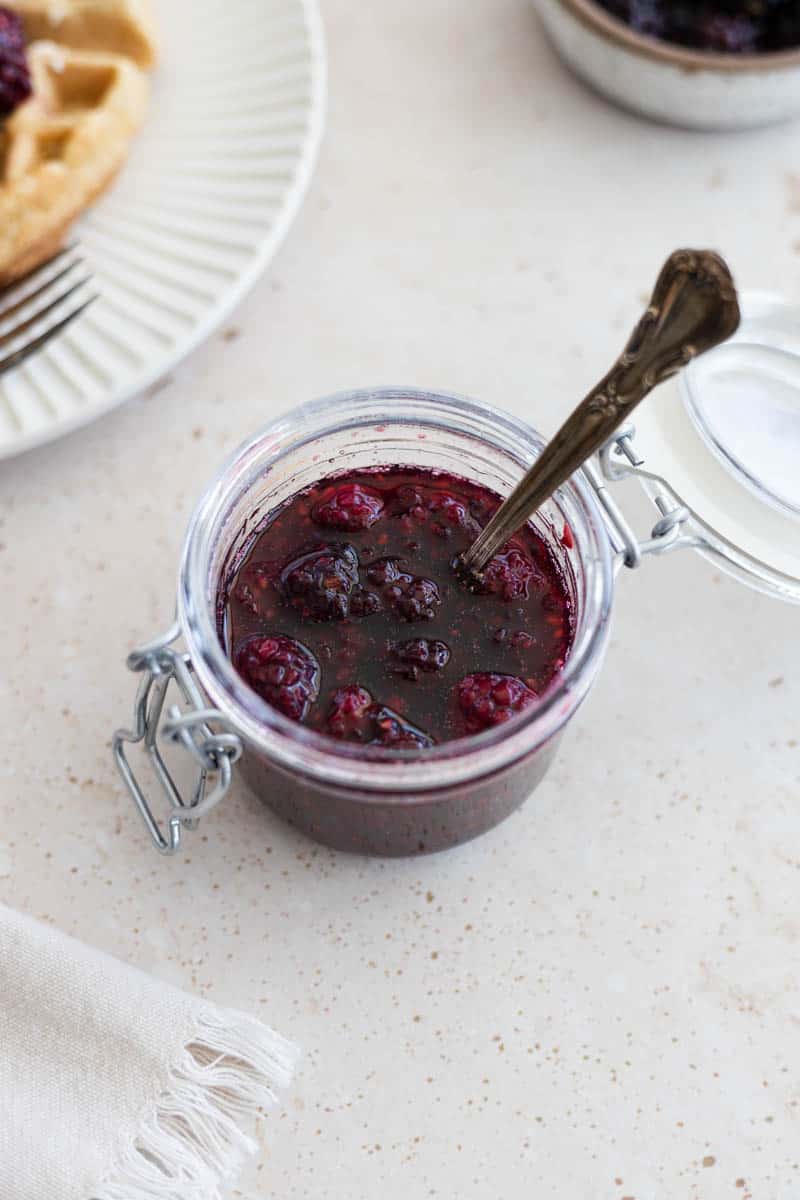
[
  {"left": 222, "top": 468, "right": 574, "bottom": 749},
  {"left": 597, "top": 0, "right": 800, "bottom": 54}
]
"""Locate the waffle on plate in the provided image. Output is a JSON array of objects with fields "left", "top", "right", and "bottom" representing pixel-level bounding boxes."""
[{"left": 0, "top": 0, "right": 156, "bottom": 284}]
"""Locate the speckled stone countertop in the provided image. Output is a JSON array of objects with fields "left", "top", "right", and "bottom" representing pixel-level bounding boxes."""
[{"left": 1, "top": 2, "right": 799, "bottom": 1196}]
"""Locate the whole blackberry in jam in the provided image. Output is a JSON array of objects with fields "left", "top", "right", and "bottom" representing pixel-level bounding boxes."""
[
  {"left": 425, "top": 491, "right": 480, "bottom": 537},
  {"left": 457, "top": 673, "right": 538, "bottom": 734},
  {"left": 480, "top": 547, "right": 540, "bottom": 602},
  {"left": 279, "top": 543, "right": 359, "bottom": 622},
  {"left": 312, "top": 482, "right": 385, "bottom": 531},
  {"left": 391, "top": 638, "right": 451, "bottom": 679},
  {"left": 326, "top": 684, "right": 375, "bottom": 740},
  {"left": 383, "top": 571, "right": 442, "bottom": 622},
  {"left": 235, "top": 635, "right": 321, "bottom": 723}
]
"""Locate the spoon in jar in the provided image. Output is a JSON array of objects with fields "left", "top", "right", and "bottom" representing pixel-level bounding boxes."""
[{"left": 460, "top": 248, "right": 741, "bottom": 579}]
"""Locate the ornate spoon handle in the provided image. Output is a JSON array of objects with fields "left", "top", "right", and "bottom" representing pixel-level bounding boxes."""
[{"left": 461, "top": 249, "right": 741, "bottom": 576}]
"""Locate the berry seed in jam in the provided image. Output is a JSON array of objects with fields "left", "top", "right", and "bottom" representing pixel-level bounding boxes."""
[
  {"left": 596, "top": 0, "right": 800, "bottom": 54},
  {"left": 222, "top": 468, "right": 575, "bottom": 748}
]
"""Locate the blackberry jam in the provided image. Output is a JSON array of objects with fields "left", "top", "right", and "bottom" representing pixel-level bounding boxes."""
[{"left": 221, "top": 468, "right": 574, "bottom": 750}]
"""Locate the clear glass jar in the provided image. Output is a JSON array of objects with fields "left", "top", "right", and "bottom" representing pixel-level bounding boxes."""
[
  {"left": 114, "top": 300, "right": 800, "bottom": 857},
  {"left": 165, "top": 387, "right": 615, "bottom": 855}
]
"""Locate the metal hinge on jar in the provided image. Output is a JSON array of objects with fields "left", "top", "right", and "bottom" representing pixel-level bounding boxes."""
[
  {"left": 586, "top": 425, "right": 700, "bottom": 571},
  {"left": 112, "top": 622, "right": 243, "bottom": 855}
]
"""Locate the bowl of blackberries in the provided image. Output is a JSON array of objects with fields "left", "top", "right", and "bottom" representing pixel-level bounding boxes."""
[{"left": 535, "top": 0, "right": 800, "bottom": 129}]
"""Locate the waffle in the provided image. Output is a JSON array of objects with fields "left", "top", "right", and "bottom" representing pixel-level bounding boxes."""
[
  {"left": 13, "top": 0, "right": 156, "bottom": 67},
  {"left": 0, "top": 1, "right": 155, "bottom": 284}
]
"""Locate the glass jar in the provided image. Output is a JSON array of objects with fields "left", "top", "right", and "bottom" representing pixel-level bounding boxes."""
[
  {"left": 115, "top": 387, "right": 615, "bottom": 856},
  {"left": 115, "top": 304, "right": 800, "bottom": 857}
]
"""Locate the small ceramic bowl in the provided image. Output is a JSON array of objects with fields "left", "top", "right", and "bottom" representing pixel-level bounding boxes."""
[{"left": 535, "top": 0, "right": 800, "bottom": 130}]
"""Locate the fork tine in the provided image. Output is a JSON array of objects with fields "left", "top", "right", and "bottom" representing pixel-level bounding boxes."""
[
  {"left": 0, "top": 295, "right": 98, "bottom": 376},
  {"left": 0, "top": 277, "right": 93, "bottom": 349},
  {"left": 0, "top": 259, "right": 86, "bottom": 326},
  {"left": 0, "top": 243, "right": 81, "bottom": 314}
]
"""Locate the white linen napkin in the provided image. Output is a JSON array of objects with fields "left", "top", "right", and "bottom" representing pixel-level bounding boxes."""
[{"left": 0, "top": 903, "right": 297, "bottom": 1199}]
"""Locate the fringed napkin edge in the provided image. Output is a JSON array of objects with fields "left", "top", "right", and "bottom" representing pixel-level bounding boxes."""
[{"left": 93, "top": 1005, "right": 299, "bottom": 1200}]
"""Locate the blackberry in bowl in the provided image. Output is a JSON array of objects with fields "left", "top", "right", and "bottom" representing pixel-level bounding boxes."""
[{"left": 598, "top": 0, "right": 800, "bottom": 55}]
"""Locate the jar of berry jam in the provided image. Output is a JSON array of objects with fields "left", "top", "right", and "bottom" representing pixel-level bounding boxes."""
[{"left": 115, "top": 300, "right": 800, "bottom": 856}]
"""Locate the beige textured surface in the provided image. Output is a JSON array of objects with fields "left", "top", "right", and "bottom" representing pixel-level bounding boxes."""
[{"left": 1, "top": 1, "right": 799, "bottom": 1197}]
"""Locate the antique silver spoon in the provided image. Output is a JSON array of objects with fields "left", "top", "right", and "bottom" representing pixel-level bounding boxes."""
[{"left": 460, "top": 249, "right": 741, "bottom": 577}]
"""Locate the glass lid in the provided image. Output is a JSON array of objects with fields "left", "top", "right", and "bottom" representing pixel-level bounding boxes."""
[
  {"left": 621, "top": 292, "right": 800, "bottom": 603},
  {"left": 683, "top": 292, "right": 800, "bottom": 520}
]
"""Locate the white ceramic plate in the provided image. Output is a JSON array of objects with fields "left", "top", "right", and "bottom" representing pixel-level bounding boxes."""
[{"left": 0, "top": 0, "right": 326, "bottom": 460}]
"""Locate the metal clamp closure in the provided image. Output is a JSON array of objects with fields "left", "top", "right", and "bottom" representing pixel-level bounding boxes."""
[
  {"left": 589, "top": 426, "right": 699, "bottom": 570},
  {"left": 113, "top": 622, "right": 242, "bottom": 855}
]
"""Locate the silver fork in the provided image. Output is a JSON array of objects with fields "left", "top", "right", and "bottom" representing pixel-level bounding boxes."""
[{"left": 0, "top": 245, "right": 97, "bottom": 376}]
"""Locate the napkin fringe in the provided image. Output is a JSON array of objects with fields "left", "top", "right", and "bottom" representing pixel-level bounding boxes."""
[{"left": 94, "top": 1005, "right": 298, "bottom": 1200}]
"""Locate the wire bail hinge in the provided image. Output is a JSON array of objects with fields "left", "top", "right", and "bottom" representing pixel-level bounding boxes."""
[
  {"left": 112, "top": 622, "right": 243, "bottom": 855},
  {"left": 589, "top": 425, "right": 698, "bottom": 570}
]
